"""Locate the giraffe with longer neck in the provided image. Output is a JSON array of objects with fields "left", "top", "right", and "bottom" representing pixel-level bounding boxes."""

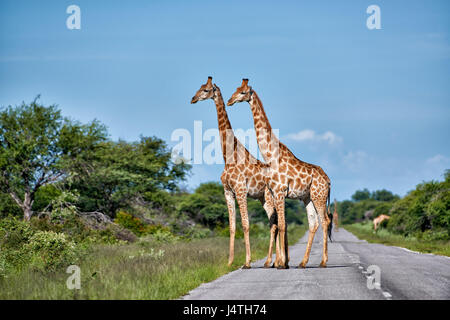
[
  {"left": 191, "top": 77, "right": 280, "bottom": 268},
  {"left": 227, "top": 79, "right": 332, "bottom": 269}
]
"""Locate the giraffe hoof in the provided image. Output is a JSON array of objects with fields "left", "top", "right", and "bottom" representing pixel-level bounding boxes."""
[
  {"left": 263, "top": 261, "right": 272, "bottom": 268},
  {"left": 299, "top": 262, "right": 307, "bottom": 269},
  {"left": 242, "top": 264, "right": 251, "bottom": 269},
  {"left": 276, "top": 264, "right": 289, "bottom": 270},
  {"left": 319, "top": 262, "right": 327, "bottom": 268}
]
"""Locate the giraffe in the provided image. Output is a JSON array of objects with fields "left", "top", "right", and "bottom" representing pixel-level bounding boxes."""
[
  {"left": 191, "top": 76, "right": 280, "bottom": 268},
  {"left": 373, "top": 214, "right": 390, "bottom": 231},
  {"left": 227, "top": 79, "right": 332, "bottom": 269},
  {"left": 333, "top": 199, "right": 339, "bottom": 231}
]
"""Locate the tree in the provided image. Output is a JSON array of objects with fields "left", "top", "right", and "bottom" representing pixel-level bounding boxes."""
[
  {"left": 371, "top": 189, "right": 398, "bottom": 202},
  {"left": 71, "top": 136, "right": 191, "bottom": 216},
  {"left": 351, "top": 189, "right": 371, "bottom": 202},
  {"left": 0, "top": 97, "right": 107, "bottom": 220},
  {"left": 178, "top": 182, "right": 228, "bottom": 228}
]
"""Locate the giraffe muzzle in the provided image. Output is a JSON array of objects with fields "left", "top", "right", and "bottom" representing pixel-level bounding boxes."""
[{"left": 191, "top": 96, "right": 198, "bottom": 104}]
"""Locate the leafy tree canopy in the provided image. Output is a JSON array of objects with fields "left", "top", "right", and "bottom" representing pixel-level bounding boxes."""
[{"left": 0, "top": 97, "right": 107, "bottom": 220}]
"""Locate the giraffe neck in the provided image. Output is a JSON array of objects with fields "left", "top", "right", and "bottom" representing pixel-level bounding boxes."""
[
  {"left": 213, "top": 87, "right": 252, "bottom": 164},
  {"left": 213, "top": 88, "right": 233, "bottom": 134},
  {"left": 248, "top": 91, "right": 282, "bottom": 165}
]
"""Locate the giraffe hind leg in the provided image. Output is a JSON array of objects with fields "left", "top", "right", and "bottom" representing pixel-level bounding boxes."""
[
  {"left": 262, "top": 193, "right": 278, "bottom": 268},
  {"left": 315, "top": 199, "right": 330, "bottom": 268},
  {"left": 299, "top": 200, "right": 319, "bottom": 268},
  {"left": 274, "top": 193, "right": 289, "bottom": 269}
]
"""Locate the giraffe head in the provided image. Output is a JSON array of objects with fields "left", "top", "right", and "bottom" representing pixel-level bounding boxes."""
[
  {"left": 227, "top": 78, "right": 252, "bottom": 106},
  {"left": 191, "top": 76, "right": 218, "bottom": 104}
]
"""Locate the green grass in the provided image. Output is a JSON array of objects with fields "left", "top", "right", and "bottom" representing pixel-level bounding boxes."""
[
  {"left": 344, "top": 223, "right": 450, "bottom": 257},
  {"left": 0, "top": 224, "right": 306, "bottom": 299}
]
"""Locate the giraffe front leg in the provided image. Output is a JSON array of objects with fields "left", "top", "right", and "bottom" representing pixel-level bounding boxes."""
[
  {"left": 224, "top": 189, "right": 236, "bottom": 267},
  {"left": 236, "top": 194, "right": 251, "bottom": 269},
  {"left": 274, "top": 194, "right": 289, "bottom": 269}
]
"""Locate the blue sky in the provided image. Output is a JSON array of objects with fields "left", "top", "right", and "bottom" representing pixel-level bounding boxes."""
[{"left": 1, "top": 0, "right": 449, "bottom": 200}]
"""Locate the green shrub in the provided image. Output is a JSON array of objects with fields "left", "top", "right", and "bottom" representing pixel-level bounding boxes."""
[
  {"left": 143, "top": 190, "right": 176, "bottom": 213},
  {"left": 0, "top": 218, "right": 34, "bottom": 248},
  {"left": 178, "top": 182, "right": 228, "bottom": 228},
  {"left": 0, "top": 218, "right": 35, "bottom": 274},
  {"left": 145, "top": 224, "right": 169, "bottom": 234},
  {"left": 182, "top": 225, "right": 212, "bottom": 239},
  {"left": 151, "top": 230, "right": 179, "bottom": 243},
  {"left": 373, "top": 202, "right": 394, "bottom": 218},
  {"left": 426, "top": 190, "right": 450, "bottom": 233},
  {"left": 24, "top": 231, "right": 79, "bottom": 272},
  {"left": 114, "top": 211, "right": 148, "bottom": 236}
]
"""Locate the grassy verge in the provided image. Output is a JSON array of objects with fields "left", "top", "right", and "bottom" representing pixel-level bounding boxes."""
[
  {"left": 0, "top": 224, "right": 306, "bottom": 299},
  {"left": 344, "top": 223, "right": 450, "bottom": 257}
]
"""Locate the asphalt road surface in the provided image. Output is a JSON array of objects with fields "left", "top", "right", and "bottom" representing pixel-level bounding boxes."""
[{"left": 183, "top": 227, "right": 450, "bottom": 300}]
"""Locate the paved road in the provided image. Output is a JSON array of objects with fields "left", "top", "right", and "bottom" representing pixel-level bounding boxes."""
[{"left": 183, "top": 227, "right": 450, "bottom": 300}]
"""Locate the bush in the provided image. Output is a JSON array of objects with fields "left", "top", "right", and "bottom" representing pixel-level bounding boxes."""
[
  {"left": 24, "top": 231, "right": 79, "bottom": 272},
  {"left": 426, "top": 190, "right": 450, "bottom": 233},
  {"left": 143, "top": 190, "right": 176, "bottom": 214},
  {"left": 0, "top": 219, "right": 82, "bottom": 274},
  {"left": 373, "top": 202, "right": 394, "bottom": 218},
  {"left": 178, "top": 183, "right": 228, "bottom": 228},
  {"left": 113, "top": 211, "right": 176, "bottom": 241},
  {"left": 386, "top": 172, "right": 450, "bottom": 239},
  {"left": 182, "top": 225, "right": 212, "bottom": 239},
  {"left": 146, "top": 224, "right": 171, "bottom": 235},
  {"left": 151, "top": 230, "right": 179, "bottom": 243},
  {"left": 114, "top": 211, "right": 148, "bottom": 236},
  {"left": 103, "top": 223, "right": 137, "bottom": 243},
  {"left": 0, "top": 217, "right": 34, "bottom": 249}
]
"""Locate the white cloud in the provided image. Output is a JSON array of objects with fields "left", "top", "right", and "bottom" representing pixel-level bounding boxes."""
[
  {"left": 425, "top": 154, "right": 450, "bottom": 165},
  {"left": 285, "top": 129, "right": 343, "bottom": 145}
]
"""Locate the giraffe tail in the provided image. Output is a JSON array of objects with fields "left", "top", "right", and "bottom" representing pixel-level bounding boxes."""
[{"left": 327, "top": 183, "right": 333, "bottom": 242}]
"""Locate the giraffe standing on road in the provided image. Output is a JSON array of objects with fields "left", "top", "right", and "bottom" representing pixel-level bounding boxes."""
[
  {"left": 227, "top": 79, "right": 332, "bottom": 269},
  {"left": 333, "top": 199, "right": 339, "bottom": 231},
  {"left": 191, "top": 77, "right": 279, "bottom": 268}
]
